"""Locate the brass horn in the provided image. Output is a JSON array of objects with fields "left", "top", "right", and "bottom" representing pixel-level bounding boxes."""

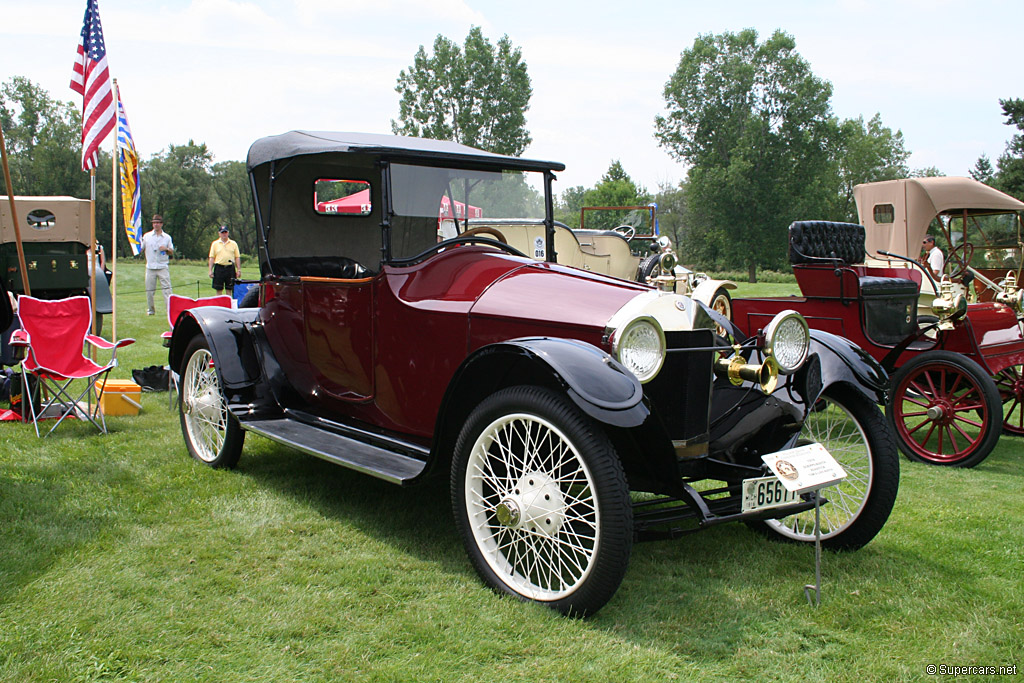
[{"left": 714, "top": 354, "right": 779, "bottom": 394}]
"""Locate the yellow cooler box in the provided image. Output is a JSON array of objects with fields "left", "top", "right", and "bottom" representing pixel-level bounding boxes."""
[{"left": 94, "top": 379, "right": 142, "bottom": 416}]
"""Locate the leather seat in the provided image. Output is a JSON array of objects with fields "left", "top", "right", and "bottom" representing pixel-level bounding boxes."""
[{"left": 858, "top": 275, "right": 919, "bottom": 298}]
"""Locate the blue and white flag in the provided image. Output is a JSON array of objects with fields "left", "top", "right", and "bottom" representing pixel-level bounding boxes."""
[{"left": 116, "top": 90, "right": 142, "bottom": 255}]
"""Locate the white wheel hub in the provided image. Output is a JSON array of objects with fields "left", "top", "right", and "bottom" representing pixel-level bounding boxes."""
[{"left": 496, "top": 472, "right": 566, "bottom": 537}]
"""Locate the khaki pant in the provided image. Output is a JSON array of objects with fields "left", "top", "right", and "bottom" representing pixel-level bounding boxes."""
[{"left": 145, "top": 267, "right": 173, "bottom": 314}]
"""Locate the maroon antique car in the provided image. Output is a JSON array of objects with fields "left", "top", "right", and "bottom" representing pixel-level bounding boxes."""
[
  {"left": 169, "top": 132, "right": 898, "bottom": 616},
  {"left": 731, "top": 220, "right": 1024, "bottom": 468}
]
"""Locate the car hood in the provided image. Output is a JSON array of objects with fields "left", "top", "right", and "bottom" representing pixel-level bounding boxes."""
[{"left": 469, "top": 258, "right": 648, "bottom": 335}]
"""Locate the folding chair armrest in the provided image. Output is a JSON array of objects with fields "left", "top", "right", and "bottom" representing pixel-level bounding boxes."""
[
  {"left": 9, "top": 329, "right": 29, "bottom": 346},
  {"left": 86, "top": 335, "right": 136, "bottom": 350}
]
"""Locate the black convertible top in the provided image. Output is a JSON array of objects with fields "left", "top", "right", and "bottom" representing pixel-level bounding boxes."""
[{"left": 246, "top": 130, "right": 565, "bottom": 173}]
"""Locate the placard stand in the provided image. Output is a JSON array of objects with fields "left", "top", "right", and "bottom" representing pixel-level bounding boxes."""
[
  {"left": 803, "top": 490, "right": 823, "bottom": 607},
  {"left": 760, "top": 443, "right": 847, "bottom": 609}
]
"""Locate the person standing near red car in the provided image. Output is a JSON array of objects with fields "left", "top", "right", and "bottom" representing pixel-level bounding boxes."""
[
  {"left": 208, "top": 226, "right": 241, "bottom": 295},
  {"left": 920, "top": 235, "right": 945, "bottom": 278},
  {"left": 141, "top": 214, "right": 174, "bottom": 316}
]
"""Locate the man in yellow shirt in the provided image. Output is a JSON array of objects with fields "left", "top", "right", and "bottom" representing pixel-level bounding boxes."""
[{"left": 208, "top": 226, "right": 241, "bottom": 295}]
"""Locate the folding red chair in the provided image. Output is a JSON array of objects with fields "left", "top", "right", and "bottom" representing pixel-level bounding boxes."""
[
  {"left": 10, "top": 295, "right": 134, "bottom": 437},
  {"left": 162, "top": 294, "right": 234, "bottom": 345},
  {"left": 164, "top": 294, "right": 232, "bottom": 405}
]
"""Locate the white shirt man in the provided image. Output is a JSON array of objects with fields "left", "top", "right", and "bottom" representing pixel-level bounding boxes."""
[
  {"left": 141, "top": 215, "right": 174, "bottom": 315},
  {"left": 921, "top": 236, "right": 944, "bottom": 278}
]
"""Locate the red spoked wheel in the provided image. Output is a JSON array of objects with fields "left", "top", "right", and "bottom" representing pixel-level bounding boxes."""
[
  {"left": 887, "top": 351, "right": 1001, "bottom": 468},
  {"left": 992, "top": 364, "right": 1024, "bottom": 436}
]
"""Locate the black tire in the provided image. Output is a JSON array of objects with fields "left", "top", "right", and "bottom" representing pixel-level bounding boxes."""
[
  {"left": 238, "top": 286, "right": 259, "bottom": 309},
  {"left": 451, "top": 386, "right": 633, "bottom": 617},
  {"left": 750, "top": 386, "right": 899, "bottom": 550},
  {"left": 178, "top": 335, "right": 244, "bottom": 468},
  {"left": 887, "top": 351, "right": 1001, "bottom": 467},
  {"left": 636, "top": 254, "right": 660, "bottom": 283}
]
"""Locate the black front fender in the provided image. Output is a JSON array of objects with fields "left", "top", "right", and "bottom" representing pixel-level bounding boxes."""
[
  {"left": 427, "top": 336, "right": 653, "bottom": 484},
  {"left": 453, "top": 337, "right": 649, "bottom": 428},
  {"left": 168, "top": 306, "right": 262, "bottom": 391}
]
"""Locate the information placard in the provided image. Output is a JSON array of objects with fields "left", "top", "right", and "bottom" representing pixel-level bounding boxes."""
[{"left": 761, "top": 442, "right": 846, "bottom": 494}]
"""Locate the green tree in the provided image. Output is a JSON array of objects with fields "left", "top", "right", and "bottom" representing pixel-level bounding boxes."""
[
  {"left": 655, "top": 30, "right": 834, "bottom": 281},
  {"left": 828, "top": 114, "right": 909, "bottom": 222},
  {"left": 210, "top": 160, "right": 255, "bottom": 255},
  {"left": 0, "top": 76, "right": 120, "bottom": 255},
  {"left": 910, "top": 166, "right": 944, "bottom": 178},
  {"left": 970, "top": 154, "right": 995, "bottom": 184},
  {"left": 995, "top": 98, "right": 1024, "bottom": 200},
  {"left": 392, "top": 26, "right": 532, "bottom": 156},
  {"left": 579, "top": 161, "right": 651, "bottom": 230},
  {"left": 0, "top": 76, "right": 88, "bottom": 200},
  {"left": 651, "top": 181, "right": 690, "bottom": 256},
  {"left": 555, "top": 185, "right": 586, "bottom": 226}
]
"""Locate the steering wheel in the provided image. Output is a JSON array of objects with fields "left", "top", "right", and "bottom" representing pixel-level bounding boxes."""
[
  {"left": 947, "top": 242, "right": 975, "bottom": 279},
  {"left": 613, "top": 225, "right": 636, "bottom": 241},
  {"left": 460, "top": 226, "right": 507, "bottom": 243}
]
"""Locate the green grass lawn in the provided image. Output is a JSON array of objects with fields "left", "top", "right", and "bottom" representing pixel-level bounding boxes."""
[{"left": 1, "top": 264, "right": 1022, "bottom": 681}]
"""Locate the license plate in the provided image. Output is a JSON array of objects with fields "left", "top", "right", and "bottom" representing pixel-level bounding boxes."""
[{"left": 741, "top": 475, "right": 800, "bottom": 513}]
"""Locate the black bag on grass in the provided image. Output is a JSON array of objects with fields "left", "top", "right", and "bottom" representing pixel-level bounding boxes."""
[
  {"left": 8, "top": 372, "right": 39, "bottom": 420},
  {"left": 132, "top": 365, "right": 169, "bottom": 392}
]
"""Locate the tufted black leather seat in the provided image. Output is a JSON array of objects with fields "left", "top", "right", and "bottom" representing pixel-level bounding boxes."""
[
  {"left": 788, "top": 221, "right": 866, "bottom": 266},
  {"left": 789, "top": 221, "right": 919, "bottom": 343}
]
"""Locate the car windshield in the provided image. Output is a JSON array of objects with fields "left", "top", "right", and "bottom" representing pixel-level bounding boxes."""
[
  {"left": 388, "top": 163, "right": 546, "bottom": 259},
  {"left": 942, "top": 211, "right": 1024, "bottom": 270}
]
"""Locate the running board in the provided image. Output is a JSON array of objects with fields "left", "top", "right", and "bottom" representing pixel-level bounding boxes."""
[{"left": 242, "top": 417, "right": 428, "bottom": 485}]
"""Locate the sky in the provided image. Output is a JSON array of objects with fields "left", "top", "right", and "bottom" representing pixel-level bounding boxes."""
[{"left": 1, "top": 0, "right": 1021, "bottom": 195}]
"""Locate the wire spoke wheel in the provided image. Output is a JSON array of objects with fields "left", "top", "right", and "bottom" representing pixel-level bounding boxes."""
[
  {"left": 179, "top": 336, "right": 243, "bottom": 468},
  {"left": 757, "top": 387, "right": 898, "bottom": 550},
  {"left": 992, "top": 364, "right": 1024, "bottom": 436},
  {"left": 466, "top": 412, "right": 599, "bottom": 600},
  {"left": 452, "top": 386, "right": 631, "bottom": 616},
  {"left": 710, "top": 287, "right": 732, "bottom": 336},
  {"left": 888, "top": 351, "right": 1000, "bottom": 468}
]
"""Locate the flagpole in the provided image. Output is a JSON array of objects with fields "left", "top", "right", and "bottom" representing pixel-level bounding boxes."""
[
  {"left": 0, "top": 123, "right": 31, "bottom": 295},
  {"left": 111, "top": 78, "right": 118, "bottom": 341},
  {"left": 89, "top": 167, "right": 98, "bottom": 347}
]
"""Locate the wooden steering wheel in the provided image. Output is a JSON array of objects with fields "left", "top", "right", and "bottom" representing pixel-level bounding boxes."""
[{"left": 947, "top": 242, "right": 975, "bottom": 279}]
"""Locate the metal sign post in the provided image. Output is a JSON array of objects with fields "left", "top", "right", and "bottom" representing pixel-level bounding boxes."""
[{"left": 761, "top": 443, "right": 847, "bottom": 608}]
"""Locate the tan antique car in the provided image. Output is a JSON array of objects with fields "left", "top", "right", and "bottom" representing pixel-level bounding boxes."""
[
  {"left": 463, "top": 210, "right": 737, "bottom": 318},
  {"left": 857, "top": 177, "right": 1024, "bottom": 308}
]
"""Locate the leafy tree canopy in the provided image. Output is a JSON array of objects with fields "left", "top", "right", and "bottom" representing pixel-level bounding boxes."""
[
  {"left": 392, "top": 26, "right": 532, "bottom": 156},
  {"left": 996, "top": 97, "right": 1024, "bottom": 200},
  {"left": 970, "top": 154, "right": 995, "bottom": 184},
  {"left": 829, "top": 113, "right": 909, "bottom": 222},
  {"left": 654, "top": 29, "right": 835, "bottom": 279}
]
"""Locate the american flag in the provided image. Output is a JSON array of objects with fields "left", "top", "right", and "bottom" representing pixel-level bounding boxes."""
[
  {"left": 70, "top": 0, "right": 115, "bottom": 171},
  {"left": 117, "top": 90, "right": 142, "bottom": 255}
]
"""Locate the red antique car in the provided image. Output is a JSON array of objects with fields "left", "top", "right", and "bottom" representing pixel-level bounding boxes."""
[
  {"left": 169, "top": 132, "right": 898, "bottom": 616},
  {"left": 731, "top": 219, "right": 1024, "bottom": 468}
]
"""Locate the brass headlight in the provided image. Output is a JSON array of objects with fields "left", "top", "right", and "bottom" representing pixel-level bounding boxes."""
[
  {"left": 611, "top": 316, "right": 666, "bottom": 383},
  {"left": 996, "top": 271, "right": 1024, "bottom": 314},
  {"left": 763, "top": 310, "right": 810, "bottom": 375},
  {"left": 932, "top": 278, "right": 968, "bottom": 329}
]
